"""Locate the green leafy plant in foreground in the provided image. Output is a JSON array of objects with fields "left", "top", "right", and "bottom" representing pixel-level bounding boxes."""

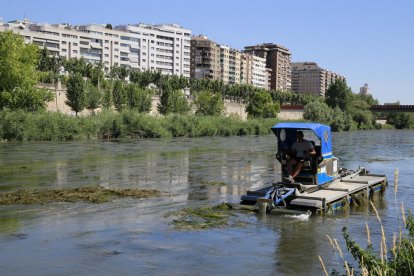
[{"left": 320, "top": 170, "right": 414, "bottom": 275}]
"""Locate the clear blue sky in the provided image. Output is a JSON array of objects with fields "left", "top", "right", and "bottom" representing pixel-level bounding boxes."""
[{"left": 2, "top": 0, "right": 413, "bottom": 104}]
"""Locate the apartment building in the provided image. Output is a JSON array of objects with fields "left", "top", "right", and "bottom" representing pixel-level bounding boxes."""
[
  {"left": 190, "top": 35, "right": 268, "bottom": 89},
  {"left": 325, "top": 70, "right": 346, "bottom": 93},
  {"left": 244, "top": 43, "right": 292, "bottom": 91},
  {"left": 291, "top": 62, "right": 346, "bottom": 97},
  {"left": 0, "top": 18, "right": 191, "bottom": 77},
  {"left": 190, "top": 35, "right": 221, "bottom": 80}
]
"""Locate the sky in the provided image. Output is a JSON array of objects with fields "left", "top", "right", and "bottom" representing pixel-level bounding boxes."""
[{"left": 1, "top": 0, "right": 413, "bottom": 104}]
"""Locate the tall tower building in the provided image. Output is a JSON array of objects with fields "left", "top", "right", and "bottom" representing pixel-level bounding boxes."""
[
  {"left": 291, "top": 62, "right": 346, "bottom": 97},
  {"left": 359, "top": 83, "right": 370, "bottom": 95},
  {"left": 244, "top": 43, "right": 292, "bottom": 91}
]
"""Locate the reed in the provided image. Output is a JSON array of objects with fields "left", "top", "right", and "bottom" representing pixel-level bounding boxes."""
[
  {"left": 0, "top": 110, "right": 278, "bottom": 141},
  {"left": 324, "top": 206, "right": 414, "bottom": 275},
  {"left": 321, "top": 168, "right": 414, "bottom": 275}
]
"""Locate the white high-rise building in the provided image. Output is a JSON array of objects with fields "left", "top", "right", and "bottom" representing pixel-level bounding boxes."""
[{"left": 0, "top": 18, "right": 191, "bottom": 77}]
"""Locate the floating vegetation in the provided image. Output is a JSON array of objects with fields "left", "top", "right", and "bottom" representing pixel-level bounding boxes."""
[
  {"left": 200, "top": 180, "right": 227, "bottom": 186},
  {"left": 0, "top": 186, "right": 161, "bottom": 205},
  {"left": 367, "top": 158, "right": 393, "bottom": 162},
  {"left": 168, "top": 203, "right": 249, "bottom": 231}
]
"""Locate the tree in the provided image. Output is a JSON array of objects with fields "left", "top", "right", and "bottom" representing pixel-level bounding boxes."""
[
  {"left": 157, "top": 83, "right": 190, "bottom": 115},
  {"left": 245, "top": 90, "right": 280, "bottom": 118},
  {"left": 126, "top": 84, "right": 152, "bottom": 113},
  {"left": 112, "top": 80, "right": 127, "bottom": 111},
  {"left": 0, "top": 31, "right": 53, "bottom": 111},
  {"left": 37, "top": 47, "right": 62, "bottom": 83},
  {"left": 347, "top": 98, "right": 374, "bottom": 129},
  {"left": 387, "top": 112, "right": 414, "bottom": 129},
  {"left": 65, "top": 74, "right": 86, "bottom": 116},
  {"left": 101, "top": 83, "right": 113, "bottom": 110},
  {"left": 85, "top": 81, "right": 102, "bottom": 114},
  {"left": 325, "top": 79, "right": 353, "bottom": 111},
  {"left": 63, "top": 57, "right": 87, "bottom": 76},
  {"left": 303, "top": 100, "right": 333, "bottom": 125},
  {"left": 194, "top": 90, "right": 225, "bottom": 116}
]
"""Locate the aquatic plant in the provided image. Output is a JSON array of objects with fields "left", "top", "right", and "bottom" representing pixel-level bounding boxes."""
[
  {"left": 168, "top": 203, "right": 247, "bottom": 231},
  {"left": 0, "top": 186, "right": 161, "bottom": 204}
]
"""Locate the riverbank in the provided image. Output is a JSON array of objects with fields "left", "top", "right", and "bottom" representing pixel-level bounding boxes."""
[{"left": 0, "top": 110, "right": 279, "bottom": 141}]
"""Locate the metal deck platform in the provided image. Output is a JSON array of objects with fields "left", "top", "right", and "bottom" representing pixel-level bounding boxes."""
[
  {"left": 238, "top": 171, "right": 387, "bottom": 213},
  {"left": 290, "top": 174, "right": 387, "bottom": 209}
]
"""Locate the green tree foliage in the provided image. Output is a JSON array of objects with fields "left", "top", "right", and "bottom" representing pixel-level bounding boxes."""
[
  {"left": 112, "top": 80, "right": 127, "bottom": 111},
  {"left": 347, "top": 97, "right": 374, "bottom": 129},
  {"left": 157, "top": 83, "right": 190, "bottom": 115},
  {"left": 101, "top": 85, "right": 113, "bottom": 110},
  {"left": 130, "top": 70, "right": 156, "bottom": 88},
  {"left": 108, "top": 64, "right": 129, "bottom": 80},
  {"left": 245, "top": 90, "right": 280, "bottom": 118},
  {"left": 85, "top": 81, "right": 102, "bottom": 114},
  {"left": 386, "top": 112, "right": 414, "bottom": 129},
  {"left": 0, "top": 31, "right": 53, "bottom": 111},
  {"left": 37, "top": 47, "right": 63, "bottom": 83},
  {"left": 85, "top": 62, "right": 104, "bottom": 87},
  {"left": 63, "top": 57, "right": 88, "bottom": 76},
  {"left": 193, "top": 90, "right": 225, "bottom": 116},
  {"left": 325, "top": 79, "right": 353, "bottom": 111},
  {"left": 303, "top": 100, "right": 333, "bottom": 125},
  {"left": 66, "top": 74, "right": 86, "bottom": 116},
  {"left": 126, "top": 84, "right": 152, "bottom": 113},
  {"left": 331, "top": 106, "right": 352, "bottom": 131}
]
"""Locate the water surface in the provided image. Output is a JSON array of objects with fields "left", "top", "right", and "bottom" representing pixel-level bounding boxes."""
[{"left": 0, "top": 130, "right": 413, "bottom": 275}]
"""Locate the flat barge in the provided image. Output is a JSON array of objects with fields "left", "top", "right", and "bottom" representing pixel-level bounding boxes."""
[{"left": 233, "top": 123, "right": 387, "bottom": 214}]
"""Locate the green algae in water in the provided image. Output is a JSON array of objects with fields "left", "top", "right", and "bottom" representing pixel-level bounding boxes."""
[
  {"left": 200, "top": 180, "right": 226, "bottom": 186},
  {"left": 168, "top": 203, "right": 247, "bottom": 230},
  {"left": 0, "top": 186, "right": 161, "bottom": 205}
]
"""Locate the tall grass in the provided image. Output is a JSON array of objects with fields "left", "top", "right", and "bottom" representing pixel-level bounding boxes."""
[
  {"left": 319, "top": 169, "right": 414, "bottom": 275},
  {"left": 0, "top": 110, "right": 279, "bottom": 141}
]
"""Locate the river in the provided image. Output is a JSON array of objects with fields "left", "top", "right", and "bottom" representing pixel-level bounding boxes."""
[{"left": 0, "top": 129, "right": 413, "bottom": 275}]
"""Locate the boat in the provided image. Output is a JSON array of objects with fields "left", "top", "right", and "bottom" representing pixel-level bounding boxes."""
[{"left": 234, "top": 122, "right": 388, "bottom": 215}]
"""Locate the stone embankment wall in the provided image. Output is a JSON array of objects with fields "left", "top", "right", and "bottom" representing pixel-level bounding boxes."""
[{"left": 41, "top": 84, "right": 301, "bottom": 120}]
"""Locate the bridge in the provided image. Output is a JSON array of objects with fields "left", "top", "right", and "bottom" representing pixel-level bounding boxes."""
[{"left": 370, "top": 105, "right": 414, "bottom": 112}]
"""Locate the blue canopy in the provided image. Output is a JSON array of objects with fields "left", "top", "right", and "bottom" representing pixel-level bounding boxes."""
[{"left": 271, "top": 122, "right": 333, "bottom": 158}]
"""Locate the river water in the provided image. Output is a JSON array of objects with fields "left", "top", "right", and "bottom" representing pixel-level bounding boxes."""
[{"left": 0, "top": 130, "right": 413, "bottom": 275}]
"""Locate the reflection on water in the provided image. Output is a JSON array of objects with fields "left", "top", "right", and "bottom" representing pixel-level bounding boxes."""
[{"left": 0, "top": 130, "right": 413, "bottom": 275}]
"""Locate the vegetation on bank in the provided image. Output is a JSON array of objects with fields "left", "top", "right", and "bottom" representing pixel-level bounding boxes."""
[
  {"left": 0, "top": 110, "right": 277, "bottom": 141},
  {"left": 1, "top": 30, "right": 413, "bottom": 143}
]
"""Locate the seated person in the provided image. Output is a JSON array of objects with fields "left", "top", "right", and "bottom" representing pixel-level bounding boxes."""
[{"left": 284, "top": 131, "right": 316, "bottom": 183}]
